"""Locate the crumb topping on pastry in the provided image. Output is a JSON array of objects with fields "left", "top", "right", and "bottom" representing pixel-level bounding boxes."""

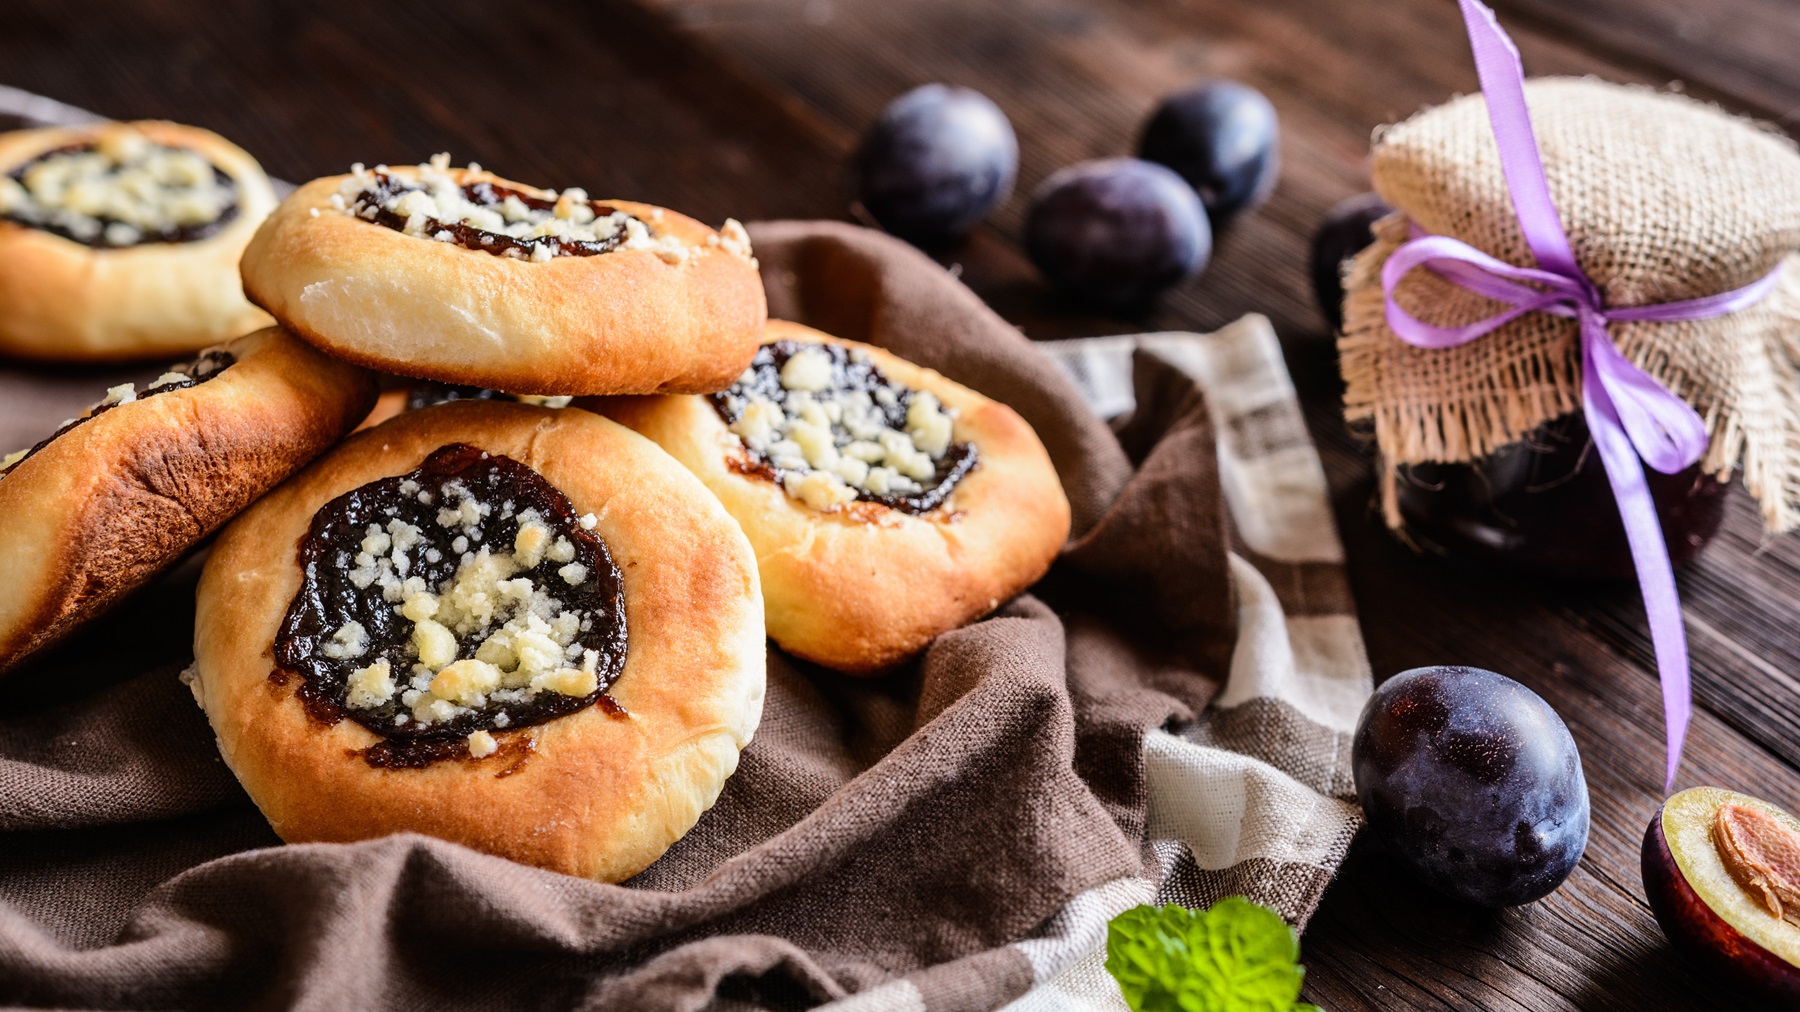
[
  {"left": 0, "top": 348, "right": 235, "bottom": 478},
  {"left": 0, "top": 127, "right": 239, "bottom": 247},
  {"left": 276, "top": 443, "right": 628, "bottom": 767},
  {"left": 708, "top": 340, "right": 978, "bottom": 514},
  {"left": 330, "top": 153, "right": 740, "bottom": 267}
]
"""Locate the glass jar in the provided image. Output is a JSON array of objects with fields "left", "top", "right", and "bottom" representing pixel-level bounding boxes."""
[{"left": 1395, "top": 412, "right": 1729, "bottom": 581}]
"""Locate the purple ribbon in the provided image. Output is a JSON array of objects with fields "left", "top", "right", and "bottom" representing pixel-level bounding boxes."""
[{"left": 1384, "top": 0, "right": 1782, "bottom": 791}]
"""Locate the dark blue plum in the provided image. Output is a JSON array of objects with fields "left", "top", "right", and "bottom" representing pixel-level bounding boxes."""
[
  {"left": 1352, "top": 666, "right": 1589, "bottom": 907},
  {"left": 1024, "top": 158, "right": 1210, "bottom": 308},
  {"left": 1138, "top": 80, "right": 1280, "bottom": 225},
  {"left": 851, "top": 84, "right": 1018, "bottom": 248},
  {"left": 1309, "top": 192, "right": 1391, "bottom": 333}
]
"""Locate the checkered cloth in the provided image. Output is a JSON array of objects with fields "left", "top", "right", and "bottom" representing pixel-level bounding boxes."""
[
  {"left": 1001, "top": 324, "right": 1368, "bottom": 1011},
  {"left": 801, "top": 320, "right": 1370, "bottom": 1012}
]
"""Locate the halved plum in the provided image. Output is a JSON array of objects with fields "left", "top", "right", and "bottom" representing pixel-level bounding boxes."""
[{"left": 1642, "top": 786, "right": 1800, "bottom": 1001}]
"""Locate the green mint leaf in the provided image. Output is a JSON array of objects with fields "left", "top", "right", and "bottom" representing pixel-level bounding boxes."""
[{"left": 1104, "top": 898, "right": 1311, "bottom": 1012}]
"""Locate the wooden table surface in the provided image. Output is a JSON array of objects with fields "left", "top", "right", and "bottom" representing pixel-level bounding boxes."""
[{"left": 6, "top": 0, "right": 1800, "bottom": 1007}]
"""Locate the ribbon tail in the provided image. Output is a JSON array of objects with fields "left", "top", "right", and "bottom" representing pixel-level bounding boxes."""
[
  {"left": 1584, "top": 320, "right": 1709, "bottom": 474},
  {"left": 1456, "top": 0, "right": 1581, "bottom": 277},
  {"left": 1583, "top": 343, "right": 1691, "bottom": 793}
]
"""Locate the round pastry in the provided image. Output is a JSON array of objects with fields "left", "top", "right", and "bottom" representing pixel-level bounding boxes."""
[
  {"left": 592, "top": 320, "right": 1071, "bottom": 673},
  {"left": 0, "top": 327, "right": 377, "bottom": 674},
  {"left": 189, "top": 401, "right": 765, "bottom": 882},
  {"left": 0, "top": 120, "right": 278, "bottom": 361},
  {"left": 240, "top": 154, "right": 767, "bottom": 396}
]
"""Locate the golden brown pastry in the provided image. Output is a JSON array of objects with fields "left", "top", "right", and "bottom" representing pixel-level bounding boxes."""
[
  {"left": 0, "top": 120, "right": 277, "bottom": 360},
  {"left": 593, "top": 320, "right": 1070, "bottom": 673},
  {"left": 240, "top": 155, "right": 766, "bottom": 396},
  {"left": 189, "top": 401, "right": 765, "bottom": 882},
  {"left": 0, "top": 327, "right": 377, "bottom": 673}
]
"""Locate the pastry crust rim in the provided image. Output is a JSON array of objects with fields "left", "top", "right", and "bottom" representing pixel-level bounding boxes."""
[
  {"left": 0, "top": 326, "right": 377, "bottom": 674},
  {"left": 590, "top": 320, "right": 1072, "bottom": 673},
  {"left": 190, "top": 401, "right": 767, "bottom": 882},
  {"left": 0, "top": 120, "right": 278, "bottom": 361},
  {"left": 239, "top": 167, "right": 768, "bottom": 396}
]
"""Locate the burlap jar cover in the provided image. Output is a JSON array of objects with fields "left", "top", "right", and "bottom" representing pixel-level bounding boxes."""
[{"left": 1341, "top": 76, "right": 1800, "bottom": 532}]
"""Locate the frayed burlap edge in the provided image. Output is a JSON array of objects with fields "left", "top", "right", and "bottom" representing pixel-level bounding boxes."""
[{"left": 1341, "top": 213, "right": 1800, "bottom": 535}]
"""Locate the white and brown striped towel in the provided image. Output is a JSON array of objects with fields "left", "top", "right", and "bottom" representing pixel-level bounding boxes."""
[{"left": 999, "top": 324, "right": 1368, "bottom": 1012}]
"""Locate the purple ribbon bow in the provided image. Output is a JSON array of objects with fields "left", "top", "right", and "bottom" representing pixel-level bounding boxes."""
[{"left": 1384, "top": 0, "right": 1782, "bottom": 791}]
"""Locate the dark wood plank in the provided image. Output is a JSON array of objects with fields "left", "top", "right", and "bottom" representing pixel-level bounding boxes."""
[
  {"left": 3, "top": 0, "right": 844, "bottom": 221},
  {"left": 1492, "top": 0, "right": 1800, "bottom": 127},
  {"left": 6, "top": 0, "right": 1800, "bottom": 1007},
  {"left": 637, "top": 0, "right": 1800, "bottom": 1008}
]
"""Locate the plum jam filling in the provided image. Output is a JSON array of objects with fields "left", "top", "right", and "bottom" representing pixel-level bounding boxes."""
[
  {"left": 0, "top": 348, "right": 235, "bottom": 477},
  {"left": 275, "top": 444, "right": 628, "bottom": 769},
  {"left": 708, "top": 340, "right": 977, "bottom": 515},
  {"left": 404, "top": 383, "right": 572, "bottom": 411},
  {"left": 333, "top": 155, "right": 662, "bottom": 264},
  {"left": 0, "top": 132, "right": 238, "bottom": 247}
]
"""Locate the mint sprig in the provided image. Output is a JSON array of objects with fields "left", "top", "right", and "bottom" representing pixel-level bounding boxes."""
[{"left": 1104, "top": 898, "right": 1320, "bottom": 1012}]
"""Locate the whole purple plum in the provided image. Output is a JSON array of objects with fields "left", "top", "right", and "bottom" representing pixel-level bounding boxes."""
[
  {"left": 1024, "top": 157, "right": 1209, "bottom": 308},
  {"left": 1138, "top": 80, "right": 1279, "bottom": 224},
  {"left": 851, "top": 84, "right": 1017, "bottom": 248},
  {"left": 1309, "top": 192, "right": 1390, "bottom": 333},
  {"left": 1352, "top": 665, "right": 1589, "bottom": 907}
]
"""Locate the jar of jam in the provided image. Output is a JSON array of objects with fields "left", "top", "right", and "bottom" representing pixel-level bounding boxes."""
[{"left": 1394, "top": 412, "right": 1729, "bottom": 581}]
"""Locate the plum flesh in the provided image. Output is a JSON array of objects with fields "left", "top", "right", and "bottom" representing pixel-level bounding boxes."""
[
  {"left": 1352, "top": 665, "right": 1589, "bottom": 906},
  {"left": 1643, "top": 787, "right": 1800, "bottom": 1001}
]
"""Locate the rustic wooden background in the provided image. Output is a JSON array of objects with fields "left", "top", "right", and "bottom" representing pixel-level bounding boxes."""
[{"left": 5, "top": 0, "right": 1800, "bottom": 1007}]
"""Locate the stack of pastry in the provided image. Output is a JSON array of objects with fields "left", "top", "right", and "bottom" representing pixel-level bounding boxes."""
[{"left": 0, "top": 126, "right": 1069, "bottom": 881}]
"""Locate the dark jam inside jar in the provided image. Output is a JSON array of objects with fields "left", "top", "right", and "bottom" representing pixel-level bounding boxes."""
[
  {"left": 275, "top": 443, "right": 628, "bottom": 768},
  {"left": 347, "top": 170, "right": 646, "bottom": 261},
  {"left": 0, "top": 348, "right": 235, "bottom": 478},
  {"left": 707, "top": 340, "right": 978, "bottom": 515},
  {"left": 1, "top": 142, "right": 239, "bottom": 247},
  {"left": 1395, "top": 412, "right": 1729, "bottom": 581}
]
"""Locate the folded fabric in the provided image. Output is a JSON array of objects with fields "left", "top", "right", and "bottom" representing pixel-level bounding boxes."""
[{"left": 0, "top": 221, "right": 1367, "bottom": 1012}]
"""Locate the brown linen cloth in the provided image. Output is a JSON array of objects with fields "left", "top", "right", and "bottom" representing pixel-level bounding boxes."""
[{"left": 2, "top": 221, "right": 1253, "bottom": 1011}]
